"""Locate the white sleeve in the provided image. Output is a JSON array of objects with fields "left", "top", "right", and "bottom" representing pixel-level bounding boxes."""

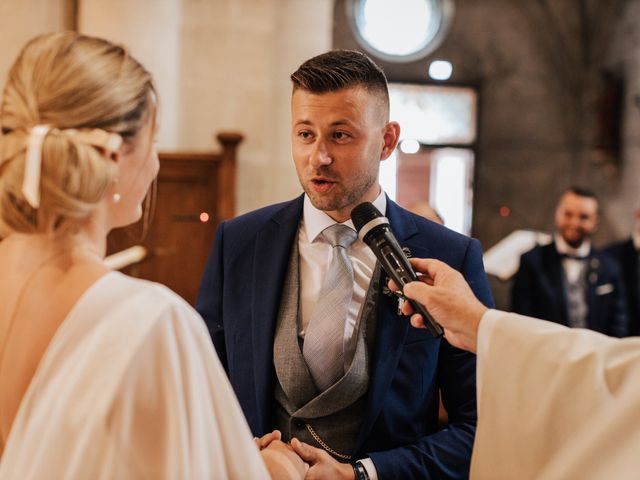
[
  {"left": 475, "top": 308, "right": 503, "bottom": 407},
  {"left": 360, "top": 457, "right": 378, "bottom": 480},
  {"left": 472, "top": 310, "right": 640, "bottom": 479},
  {"left": 107, "top": 298, "right": 270, "bottom": 480}
]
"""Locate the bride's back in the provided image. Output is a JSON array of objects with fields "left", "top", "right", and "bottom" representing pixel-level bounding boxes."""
[
  {"left": 0, "top": 236, "right": 107, "bottom": 453},
  {"left": 0, "top": 32, "right": 154, "bottom": 456}
]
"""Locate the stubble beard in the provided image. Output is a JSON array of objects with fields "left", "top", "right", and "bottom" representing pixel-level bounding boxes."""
[
  {"left": 301, "top": 168, "right": 378, "bottom": 214},
  {"left": 561, "top": 229, "right": 589, "bottom": 248}
]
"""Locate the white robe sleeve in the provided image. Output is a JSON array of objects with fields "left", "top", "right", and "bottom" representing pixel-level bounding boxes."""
[
  {"left": 471, "top": 311, "right": 640, "bottom": 479},
  {"left": 103, "top": 297, "right": 270, "bottom": 480}
]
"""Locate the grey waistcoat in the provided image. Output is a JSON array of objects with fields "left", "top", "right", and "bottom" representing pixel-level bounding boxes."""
[
  {"left": 273, "top": 241, "right": 379, "bottom": 461},
  {"left": 563, "top": 262, "right": 588, "bottom": 328}
]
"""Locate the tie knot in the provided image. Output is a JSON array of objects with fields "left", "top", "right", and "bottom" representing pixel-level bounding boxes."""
[{"left": 322, "top": 224, "right": 357, "bottom": 249}]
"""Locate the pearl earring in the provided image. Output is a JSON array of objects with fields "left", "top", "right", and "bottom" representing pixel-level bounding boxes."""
[{"left": 111, "top": 176, "right": 121, "bottom": 203}]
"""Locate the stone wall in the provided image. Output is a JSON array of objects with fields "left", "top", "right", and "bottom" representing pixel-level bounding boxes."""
[{"left": 334, "top": 0, "right": 640, "bottom": 251}]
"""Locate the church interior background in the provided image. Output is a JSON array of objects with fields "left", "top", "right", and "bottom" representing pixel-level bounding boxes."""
[{"left": 1, "top": 0, "right": 639, "bottom": 309}]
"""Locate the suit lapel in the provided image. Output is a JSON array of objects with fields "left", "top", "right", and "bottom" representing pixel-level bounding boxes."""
[
  {"left": 355, "top": 199, "right": 422, "bottom": 450},
  {"left": 545, "top": 244, "right": 568, "bottom": 324},
  {"left": 625, "top": 241, "right": 640, "bottom": 318},
  {"left": 250, "top": 195, "right": 303, "bottom": 431},
  {"left": 585, "top": 254, "right": 600, "bottom": 329}
]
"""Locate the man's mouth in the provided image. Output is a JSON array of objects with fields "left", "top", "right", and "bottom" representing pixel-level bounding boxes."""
[{"left": 310, "top": 177, "right": 337, "bottom": 193}]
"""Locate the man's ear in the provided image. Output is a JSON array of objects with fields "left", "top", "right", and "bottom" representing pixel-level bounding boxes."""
[
  {"left": 109, "top": 148, "right": 121, "bottom": 163},
  {"left": 381, "top": 121, "right": 401, "bottom": 160}
]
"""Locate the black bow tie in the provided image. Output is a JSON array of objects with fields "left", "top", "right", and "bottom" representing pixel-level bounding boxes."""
[{"left": 561, "top": 253, "right": 588, "bottom": 261}]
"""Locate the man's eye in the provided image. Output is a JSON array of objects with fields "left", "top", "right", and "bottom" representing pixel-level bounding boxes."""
[
  {"left": 298, "top": 131, "right": 313, "bottom": 139},
  {"left": 333, "top": 131, "right": 350, "bottom": 140}
]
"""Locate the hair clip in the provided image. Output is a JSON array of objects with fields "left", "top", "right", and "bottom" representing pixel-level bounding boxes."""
[{"left": 23, "top": 124, "right": 51, "bottom": 208}]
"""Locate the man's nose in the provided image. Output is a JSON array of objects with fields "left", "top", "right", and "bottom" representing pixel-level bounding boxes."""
[
  {"left": 309, "top": 140, "right": 332, "bottom": 168},
  {"left": 567, "top": 216, "right": 583, "bottom": 228}
]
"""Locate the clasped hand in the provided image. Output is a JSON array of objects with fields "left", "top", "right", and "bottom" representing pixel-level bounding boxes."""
[{"left": 256, "top": 430, "right": 355, "bottom": 480}]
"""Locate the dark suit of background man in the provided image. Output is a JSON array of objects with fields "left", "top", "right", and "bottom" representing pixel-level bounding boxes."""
[
  {"left": 511, "top": 187, "right": 628, "bottom": 337},
  {"left": 604, "top": 208, "right": 640, "bottom": 336},
  {"left": 197, "top": 50, "right": 494, "bottom": 479}
]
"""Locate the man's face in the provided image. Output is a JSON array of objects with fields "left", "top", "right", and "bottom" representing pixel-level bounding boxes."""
[
  {"left": 554, "top": 191, "right": 599, "bottom": 247},
  {"left": 291, "top": 86, "right": 398, "bottom": 222}
]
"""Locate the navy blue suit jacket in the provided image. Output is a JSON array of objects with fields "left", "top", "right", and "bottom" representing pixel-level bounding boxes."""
[
  {"left": 511, "top": 242, "right": 628, "bottom": 337},
  {"left": 197, "top": 195, "right": 494, "bottom": 479},
  {"left": 604, "top": 238, "right": 639, "bottom": 336}
]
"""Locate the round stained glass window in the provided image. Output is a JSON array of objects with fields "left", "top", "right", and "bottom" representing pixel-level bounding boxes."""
[{"left": 347, "top": 0, "right": 454, "bottom": 62}]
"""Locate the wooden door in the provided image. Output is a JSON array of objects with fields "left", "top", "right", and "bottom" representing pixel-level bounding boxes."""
[{"left": 107, "top": 133, "right": 241, "bottom": 305}]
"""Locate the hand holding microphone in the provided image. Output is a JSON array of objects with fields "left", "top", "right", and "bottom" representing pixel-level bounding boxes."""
[
  {"left": 393, "top": 257, "right": 487, "bottom": 354},
  {"left": 351, "top": 202, "right": 490, "bottom": 349},
  {"left": 351, "top": 202, "right": 444, "bottom": 337}
]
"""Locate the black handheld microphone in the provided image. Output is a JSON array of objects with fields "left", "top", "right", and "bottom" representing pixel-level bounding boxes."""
[{"left": 351, "top": 202, "right": 444, "bottom": 337}]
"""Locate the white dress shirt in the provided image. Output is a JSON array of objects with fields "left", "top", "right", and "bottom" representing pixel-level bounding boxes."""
[
  {"left": 297, "top": 191, "right": 385, "bottom": 479},
  {"left": 555, "top": 235, "right": 591, "bottom": 284}
]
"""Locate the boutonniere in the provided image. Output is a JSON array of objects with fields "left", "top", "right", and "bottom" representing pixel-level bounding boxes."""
[
  {"left": 382, "top": 278, "right": 407, "bottom": 315},
  {"left": 382, "top": 283, "right": 403, "bottom": 299},
  {"left": 381, "top": 246, "right": 413, "bottom": 315}
]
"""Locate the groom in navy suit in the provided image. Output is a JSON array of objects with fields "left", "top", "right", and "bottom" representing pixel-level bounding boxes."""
[{"left": 197, "top": 50, "right": 493, "bottom": 479}]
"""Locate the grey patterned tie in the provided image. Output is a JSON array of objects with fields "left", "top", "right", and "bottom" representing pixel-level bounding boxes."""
[{"left": 303, "top": 224, "right": 358, "bottom": 391}]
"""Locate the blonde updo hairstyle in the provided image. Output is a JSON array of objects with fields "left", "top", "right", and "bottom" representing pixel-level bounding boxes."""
[{"left": 0, "top": 31, "right": 155, "bottom": 237}]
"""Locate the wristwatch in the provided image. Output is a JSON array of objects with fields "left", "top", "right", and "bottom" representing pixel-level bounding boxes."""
[{"left": 352, "top": 460, "right": 370, "bottom": 480}]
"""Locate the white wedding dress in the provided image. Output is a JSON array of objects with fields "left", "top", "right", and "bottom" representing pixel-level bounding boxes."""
[{"left": 0, "top": 271, "right": 269, "bottom": 479}]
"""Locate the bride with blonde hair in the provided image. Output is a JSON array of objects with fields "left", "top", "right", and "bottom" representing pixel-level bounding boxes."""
[{"left": 0, "top": 32, "right": 304, "bottom": 479}]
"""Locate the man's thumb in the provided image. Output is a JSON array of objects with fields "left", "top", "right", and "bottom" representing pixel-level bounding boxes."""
[
  {"left": 291, "top": 438, "right": 318, "bottom": 463},
  {"left": 403, "top": 281, "right": 429, "bottom": 301}
]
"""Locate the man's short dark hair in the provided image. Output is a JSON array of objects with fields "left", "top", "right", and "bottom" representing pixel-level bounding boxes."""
[
  {"left": 290, "top": 50, "right": 389, "bottom": 108},
  {"left": 563, "top": 186, "right": 599, "bottom": 203}
]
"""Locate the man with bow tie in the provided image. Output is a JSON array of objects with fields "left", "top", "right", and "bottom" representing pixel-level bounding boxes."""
[{"left": 511, "top": 186, "right": 628, "bottom": 336}]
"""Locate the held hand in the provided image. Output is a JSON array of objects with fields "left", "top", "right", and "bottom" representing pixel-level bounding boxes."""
[
  {"left": 255, "top": 429, "right": 282, "bottom": 450},
  {"left": 290, "top": 438, "right": 355, "bottom": 480},
  {"left": 389, "top": 258, "right": 487, "bottom": 353},
  {"left": 260, "top": 440, "right": 309, "bottom": 480}
]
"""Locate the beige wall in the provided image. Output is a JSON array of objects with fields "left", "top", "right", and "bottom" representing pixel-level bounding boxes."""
[
  {"left": 81, "top": 0, "right": 334, "bottom": 214},
  {"left": 0, "top": 0, "right": 334, "bottom": 215},
  {"left": 0, "top": 0, "right": 66, "bottom": 93},
  {"left": 79, "top": 0, "right": 183, "bottom": 149},
  {"left": 174, "top": 0, "right": 333, "bottom": 213}
]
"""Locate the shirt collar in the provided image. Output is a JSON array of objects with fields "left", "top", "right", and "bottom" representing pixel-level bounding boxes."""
[
  {"left": 302, "top": 189, "right": 387, "bottom": 243},
  {"left": 555, "top": 234, "right": 591, "bottom": 258}
]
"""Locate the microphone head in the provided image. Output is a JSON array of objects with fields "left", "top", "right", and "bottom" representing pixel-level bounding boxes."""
[
  {"left": 351, "top": 202, "right": 383, "bottom": 232},
  {"left": 351, "top": 202, "right": 389, "bottom": 243}
]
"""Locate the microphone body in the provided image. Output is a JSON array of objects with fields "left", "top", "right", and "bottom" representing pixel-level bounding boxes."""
[{"left": 351, "top": 203, "right": 444, "bottom": 337}]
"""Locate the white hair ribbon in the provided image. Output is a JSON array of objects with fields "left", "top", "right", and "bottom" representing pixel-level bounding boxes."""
[{"left": 23, "top": 124, "right": 51, "bottom": 208}]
